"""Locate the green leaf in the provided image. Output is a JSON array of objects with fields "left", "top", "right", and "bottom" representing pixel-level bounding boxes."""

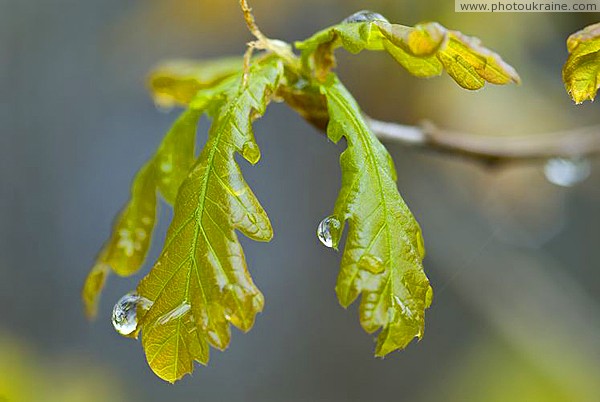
[
  {"left": 320, "top": 75, "right": 432, "bottom": 356},
  {"left": 82, "top": 106, "right": 204, "bottom": 317},
  {"left": 135, "top": 56, "right": 284, "bottom": 383},
  {"left": 296, "top": 13, "right": 520, "bottom": 89},
  {"left": 563, "top": 22, "right": 600, "bottom": 104},
  {"left": 149, "top": 57, "right": 244, "bottom": 108},
  {"left": 82, "top": 162, "right": 158, "bottom": 318}
]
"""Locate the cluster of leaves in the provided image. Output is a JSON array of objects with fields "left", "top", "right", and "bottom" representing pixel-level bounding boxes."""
[
  {"left": 563, "top": 22, "right": 600, "bottom": 104},
  {"left": 83, "top": 10, "right": 519, "bottom": 383}
]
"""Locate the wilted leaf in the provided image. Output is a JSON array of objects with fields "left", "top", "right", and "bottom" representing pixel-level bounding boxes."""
[
  {"left": 563, "top": 22, "right": 600, "bottom": 104},
  {"left": 135, "top": 56, "right": 284, "bottom": 382},
  {"left": 320, "top": 75, "right": 432, "bottom": 356},
  {"left": 296, "top": 12, "right": 520, "bottom": 89}
]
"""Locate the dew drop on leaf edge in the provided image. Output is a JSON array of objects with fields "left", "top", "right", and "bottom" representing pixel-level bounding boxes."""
[
  {"left": 317, "top": 215, "right": 340, "bottom": 248},
  {"left": 241, "top": 141, "right": 261, "bottom": 165},
  {"left": 342, "top": 10, "right": 389, "bottom": 24},
  {"left": 112, "top": 292, "right": 151, "bottom": 337},
  {"left": 543, "top": 157, "right": 591, "bottom": 187}
]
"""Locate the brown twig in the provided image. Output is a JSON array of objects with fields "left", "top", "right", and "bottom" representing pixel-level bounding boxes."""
[
  {"left": 239, "top": 0, "right": 267, "bottom": 42},
  {"left": 366, "top": 117, "right": 600, "bottom": 166}
]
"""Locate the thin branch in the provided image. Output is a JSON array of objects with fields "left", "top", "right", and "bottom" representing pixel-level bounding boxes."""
[
  {"left": 238, "top": 0, "right": 301, "bottom": 72},
  {"left": 366, "top": 117, "right": 600, "bottom": 165},
  {"left": 239, "top": 0, "right": 267, "bottom": 43}
]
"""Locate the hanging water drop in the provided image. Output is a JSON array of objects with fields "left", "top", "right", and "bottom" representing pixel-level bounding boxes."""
[
  {"left": 241, "top": 141, "right": 261, "bottom": 165},
  {"left": 543, "top": 157, "right": 591, "bottom": 187},
  {"left": 342, "top": 10, "right": 388, "bottom": 24},
  {"left": 317, "top": 216, "right": 340, "bottom": 248},
  {"left": 153, "top": 96, "right": 175, "bottom": 114},
  {"left": 112, "top": 292, "right": 150, "bottom": 336}
]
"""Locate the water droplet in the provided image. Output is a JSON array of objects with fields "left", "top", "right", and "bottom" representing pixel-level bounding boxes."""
[
  {"left": 342, "top": 10, "right": 388, "bottom": 24},
  {"left": 158, "top": 302, "right": 191, "bottom": 325},
  {"left": 154, "top": 97, "right": 175, "bottom": 113},
  {"left": 544, "top": 157, "right": 591, "bottom": 187},
  {"left": 317, "top": 216, "right": 341, "bottom": 248},
  {"left": 394, "top": 296, "right": 414, "bottom": 318},
  {"left": 112, "top": 292, "right": 141, "bottom": 336},
  {"left": 241, "top": 141, "right": 261, "bottom": 165},
  {"left": 358, "top": 254, "right": 384, "bottom": 274},
  {"left": 159, "top": 160, "right": 173, "bottom": 173}
]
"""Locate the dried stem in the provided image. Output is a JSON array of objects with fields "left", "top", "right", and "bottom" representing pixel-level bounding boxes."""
[
  {"left": 238, "top": 0, "right": 300, "bottom": 72},
  {"left": 366, "top": 117, "right": 600, "bottom": 166},
  {"left": 239, "top": 0, "right": 268, "bottom": 43}
]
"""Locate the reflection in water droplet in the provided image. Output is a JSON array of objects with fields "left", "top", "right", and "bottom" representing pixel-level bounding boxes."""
[
  {"left": 358, "top": 254, "right": 384, "bottom": 273},
  {"left": 241, "top": 141, "right": 261, "bottom": 165},
  {"left": 544, "top": 157, "right": 591, "bottom": 187},
  {"left": 317, "top": 216, "right": 340, "bottom": 248},
  {"left": 112, "top": 292, "right": 139, "bottom": 336},
  {"left": 342, "top": 10, "right": 388, "bottom": 24}
]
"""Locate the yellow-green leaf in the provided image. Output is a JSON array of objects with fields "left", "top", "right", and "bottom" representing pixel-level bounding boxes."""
[
  {"left": 82, "top": 106, "right": 204, "bottom": 317},
  {"left": 136, "top": 56, "right": 284, "bottom": 383},
  {"left": 154, "top": 108, "right": 202, "bottom": 204},
  {"left": 320, "top": 75, "right": 432, "bottom": 356},
  {"left": 149, "top": 57, "right": 244, "bottom": 108},
  {"left": 82, "top": 258, "right": 110, "bottom": 318},
  {"left": 295, "top": 11, "right": 520, "bottom": 89},
  {"left": 563, "top": 22, "right": 600, "bottom": 104}
]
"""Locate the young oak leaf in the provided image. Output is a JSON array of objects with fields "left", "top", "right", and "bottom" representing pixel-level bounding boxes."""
[
  {"left": 295, "top": 10, "right": 520, "bottom": 90},
  {"left": 82, "top": 162, "right": 158, "bottom": 318},
  {"left": 82, "top": 106, "right": 205, "bottom": 317},
  {"left": 563, "top": 22, "right": 600, "bottom": 104},
  {"left": 149, "top": 57, "right": 244, "bottom": 108},
  {"left": 320, "top": 75, "right": 433, "bottom": 356},
  {"left": 135, "top": 56, "right": 284, "bottom": 383}
]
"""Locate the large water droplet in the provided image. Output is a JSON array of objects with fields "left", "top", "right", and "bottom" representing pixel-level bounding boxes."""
[
  {"left": 342, "top": 10, "right": 388, "bottom": 24},
  {"left": 241, "top": 141, "right": 261, "bottom": 165},
  {"left": 317, "top": 216, "right": 340, "bottom": 248},
  {"left": 543, "top": 157, "right": 591, "bottom": 187},
  {"left": 112, "top": 292, "right": 151, "bottom": 336}
]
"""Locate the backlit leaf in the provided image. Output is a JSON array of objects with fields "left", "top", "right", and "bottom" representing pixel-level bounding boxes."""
[
  {"left": 296, "top": 12, "right": 520, "bottom": 89},
  {"left": 563, "top": 22, "right": 600, "bottom": 104},
  {"left": 149, "top": 57, "right": 244, "bottom": 108},
  {"left": 82, "top": 106, "right": 204, "bottom": 317},
  {"left": 135, "top": 56, "right": 284, "bottom": 383},
  {"left": 320, "top": 75, "right": 432, "bottom": 356}
]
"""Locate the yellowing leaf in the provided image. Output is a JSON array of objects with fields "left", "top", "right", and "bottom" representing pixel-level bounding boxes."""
[
  {"left": 83, "top": 107, "right": 204, "bottom": 318},
  {"left": 82, "top": 163, "right": 157, "bottom": 318},
  {"left": 149, "top": 57, "right": 244, "bottom": 108},
  {"left": 320, "top": 76, "right": 432, "bottom": 356},
  {"left": 296, "top": 12, "right": 520, "bottom": 89},
  {"left": 82, "top": 259, "right": 110, "bottom": 318},
  {"left": 136, "top": 56, "right": 284, "bottom": 383},
  {"left": 563, "top": 22, "right": 600, "bottom": 104}
]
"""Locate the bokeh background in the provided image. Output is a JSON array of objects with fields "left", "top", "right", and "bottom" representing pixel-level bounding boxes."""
[{"left": 1, "top": 1, "right": 599, "bottom": 401}]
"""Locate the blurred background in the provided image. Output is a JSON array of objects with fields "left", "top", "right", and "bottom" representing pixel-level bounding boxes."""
[{"left": 1, "top": 1, "right": 599, "bottom": 401}]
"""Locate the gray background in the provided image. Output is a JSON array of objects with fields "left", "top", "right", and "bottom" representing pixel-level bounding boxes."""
[{"left": 1, "top": 1, "right": 599, "bottom": 401}]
